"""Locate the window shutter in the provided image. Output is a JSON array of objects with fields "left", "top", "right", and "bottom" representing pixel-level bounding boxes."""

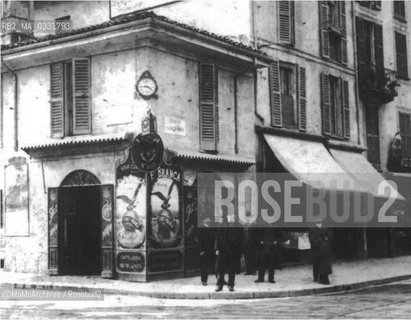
[
  {"left": 341, "top": 38, "right": 348, "bottom": 64},
  {"left": 72, "top": 58, "right": 91, "bottom": 135},
  {"left": 319, "top": 1, "right": 330, "bottom": 58},
  {"left": 342, "top": 80, "right": 350, "bottom": 139},
  {"left": 50, "top": 63, "right": 64, "bottom": 138},
  {"left": 278, "top": 0, "right": 294, "bottom": 45},
  {"left": 298, "top": 66, "right": 307, "bottom": 132},
  {"left": 321, "top": 73, "right": 331, "bottom": 135},
  {"left": 374, "top": 24, "right": 384, "bottom": 86},
  {"left": 199, "top": 63, "right": 217, "bottom": 151},
  {"left": 339, "top": 1, "right": 346, "bottom": 35},
  {"left": 355, "top": 18, "right": 366, "bottom": 90},
  {"left": 399, "top": 112, "right": 411, "bottom": 157},
  {"left": 396, "top": 32, "right": 409, "bottom": 79},
  {"left": 269, "top": 61, "right": 282, "bottom": 127}
]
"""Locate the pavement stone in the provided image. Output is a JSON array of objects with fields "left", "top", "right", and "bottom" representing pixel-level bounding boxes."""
[{"left": 1, "top": 255, "right": 411, "bottom": 299}]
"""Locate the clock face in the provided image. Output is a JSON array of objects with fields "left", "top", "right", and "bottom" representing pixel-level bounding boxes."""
[{"left": 137, "top": 77, "right": 157, "bottom": 98}]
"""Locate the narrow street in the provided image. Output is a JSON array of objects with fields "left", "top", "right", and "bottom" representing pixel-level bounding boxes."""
[{"left": 2, "top": 279, "right": 411, "bottom": 319}]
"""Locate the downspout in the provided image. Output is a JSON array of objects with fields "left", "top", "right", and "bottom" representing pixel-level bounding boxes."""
[
  {"left": 351, "top": 1, "right": 361, "bottom": 146},
  {"left": 1, "top": 61, "right": 18, "bottom": 151},
  {"left": 234, "top": 61, "right": 256, "bottom": 154},
  {"left": 351, "top": 1, "right": 367, "bottom": 259}
]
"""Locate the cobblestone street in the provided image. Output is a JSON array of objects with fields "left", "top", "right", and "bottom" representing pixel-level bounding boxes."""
[{"left": 2, "top": 279, "right": 411, "bottom": 319}]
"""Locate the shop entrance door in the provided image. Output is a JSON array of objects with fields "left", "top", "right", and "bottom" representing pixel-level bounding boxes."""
[{"left": 59, "top": 186, "right": 101, "bottom": 275}]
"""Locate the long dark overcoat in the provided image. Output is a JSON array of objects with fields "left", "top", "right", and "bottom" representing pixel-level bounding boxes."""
[
  {"left": 308, "top": 226, "right": 333, "bottom": 275},
  {"left": 256, "top": 228, "right": 284, "bottom": 270},
  {"left": 214, "top": 227, "right": 243, "bottom": 274}
]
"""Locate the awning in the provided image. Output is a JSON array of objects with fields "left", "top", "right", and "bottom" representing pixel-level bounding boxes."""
[
  {"left": 329, "top": 148, "right": 406, "bottom": 200},
  {"left": 175, "top": 150, "right": 255, "bottom": 166},
  {"left": 263, "top": 134, "right": 365, "bottom": 193}
]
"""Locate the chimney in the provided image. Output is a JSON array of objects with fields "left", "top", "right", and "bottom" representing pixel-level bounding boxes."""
[{"left": 1, "top": 0, "right": 34, "bottom": 46}]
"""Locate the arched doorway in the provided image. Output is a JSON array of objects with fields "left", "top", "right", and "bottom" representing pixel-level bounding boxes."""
[
  {"left": 59, "top": 170, "right": 102, "bottom": 275},
  {"left": 48, "top": 170, "right": 115, "bottom": 277}
]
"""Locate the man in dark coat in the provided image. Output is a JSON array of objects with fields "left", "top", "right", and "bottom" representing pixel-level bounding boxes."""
[
  {"left": 308, "top": 223, "right": 333, "bottom": 285},
  {"left": 255, "top": 228, "right": 284, "bottom": 283},
  {"left": 198, "top": 217, "right": 215, "bottom": 286},
  {"left": 214, "top": 222, "right": 243, "bottom": 292},
  {"left": 244, "top": 226, "right": 258, "bottom": 275}
]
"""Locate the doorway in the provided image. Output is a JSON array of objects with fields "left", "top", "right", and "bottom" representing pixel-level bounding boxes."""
[{"left": 59, "top": 186, "right": 101, "bottom": 275}]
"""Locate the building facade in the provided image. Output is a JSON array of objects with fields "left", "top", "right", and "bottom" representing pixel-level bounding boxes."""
[
  {"left": 0, "top": 0, "right": 410, "bottom": 280},
  {"left": 0, "top": 0, "right": 269, "bottom": 280}
]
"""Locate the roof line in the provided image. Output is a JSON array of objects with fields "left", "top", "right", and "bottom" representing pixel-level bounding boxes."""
[{"left": 1, "top": 11, "right": 267, "bottom": 58}]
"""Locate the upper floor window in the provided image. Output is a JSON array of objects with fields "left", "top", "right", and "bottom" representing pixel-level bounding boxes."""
[
  {"left": 319, "top": 1, "right": 347, "bottom": 64},
  {"left": 356, "top": 18, "right": 384, "bottom": 90},
  {"left": 395, "top": 32, "right": 409, "bottom": 79},
  {"left": 399, "top": 112, "right": 411, "bottom": 157},
  {"left": 278, "top": 0, "right": 295, "bottom": 45},
  {"left": 269, "top": 61, "right": 306, "bottom": 131},
  {"left": 357, "top": 1, "right": 381, "bottom": 11},
  {"left": 320, "top": 73, "right": 350, "bottom": 139},
  {"left": 199, "top": 63, "right": 218, "bottom": 152},
  {"left": 394, "top": 0, "right": 406, "bottom": 21},
  {"left": 50, "top": 58, "right": 91, "bottom": 138}
]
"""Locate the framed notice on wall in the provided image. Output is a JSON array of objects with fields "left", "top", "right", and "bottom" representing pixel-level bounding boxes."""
[{"left": 4, "top": 163, "right": 29, "bottom": 236}]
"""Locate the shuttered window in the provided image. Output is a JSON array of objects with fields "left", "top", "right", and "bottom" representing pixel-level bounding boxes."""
[
  {"left": 356, "top": 18, "right": 385, "bottom": 91},
  {"left": 395, "top": 32, "right": 409, "bottom": 79},
  {"left": 278, "top": 0, "right": 295, "bottom": 45},
  {"left": 394, "top": 0, "right": 406, "bottom": 21},
  {"left": 399, "top": 112, "right": 411, "bottom": 157},
  {"left": 50, "top": 58, "right": 91, "bottom": 137},
  {"left": 319, "top": 1, "right": 347, "bottom": 64},
  {"left": 365, "top": 106, "right": 380, "bottom": 169},
  {"left": 199, "top": 63, "right": 218, "bottom": 152},
  {"left": 321, "top": 73, "right": 350, "bottom": 139},
  {"left": 269, "top": 61, "right": 306, "bottom": 131}
]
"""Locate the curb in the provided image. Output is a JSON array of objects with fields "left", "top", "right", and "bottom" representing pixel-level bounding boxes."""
[{"left": 2, "top": 274, "right": 411, "bottom": 299}]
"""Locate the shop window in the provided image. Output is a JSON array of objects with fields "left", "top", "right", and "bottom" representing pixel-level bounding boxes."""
[
  {"left": 269, "top": 61, "right": 306, "bottom": 131},
  {"left": 395, "top": 32, "right": 409, "bottom": 79},
  {"left": 394, "top": 0, "right": 406, "bottom": 21},
  {"left": 319, "top": 1, "right": 347, "bottom": 64},
  {"left": 399, "top": 112, "right": 411, "bottom": 157},
  {"left": 199, "top": 63, "right": 218, "bottom": 152},
  {"left": 278, "top": 0, "right": 295, "bottom": 45},
  {"left": 50, "top": 58, "right": 91, "bottom": 138},
  {"left": 321, "top": 73, "right": 350, "bottom": 139}
]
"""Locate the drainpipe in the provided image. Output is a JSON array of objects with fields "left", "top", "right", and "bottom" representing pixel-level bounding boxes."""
[
  {"left": 1, "top": 61, "right": 18, "bottom": 151},
  {"left": 351, "top": 1, "right": 368, "bottom": 259},
  {"left": 234, "top": 61, "right": 256, "bottom": 154},
  {"left": 351, "top": 1, "right": 361, "bottom": 146}
]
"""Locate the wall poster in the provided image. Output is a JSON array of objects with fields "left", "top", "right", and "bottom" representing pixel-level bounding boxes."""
[
  {"left": 4, "top": 161, "right": 29, "bottom": 236},
  {"left": 116, "top": 149, "right": 147, "bottom": 250},
  {"left": 148, "top": 164, "right": 182, "bottom": 249}
]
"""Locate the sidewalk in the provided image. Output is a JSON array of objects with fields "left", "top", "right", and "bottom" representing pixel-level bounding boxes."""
[{"left": 1, "top": 256, "right": 411, "bottom": 299}]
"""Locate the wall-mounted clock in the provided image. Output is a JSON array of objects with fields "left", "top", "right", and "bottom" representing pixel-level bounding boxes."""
[{"left": 136, "top": 71, "right": 158, "bottom": 100}]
